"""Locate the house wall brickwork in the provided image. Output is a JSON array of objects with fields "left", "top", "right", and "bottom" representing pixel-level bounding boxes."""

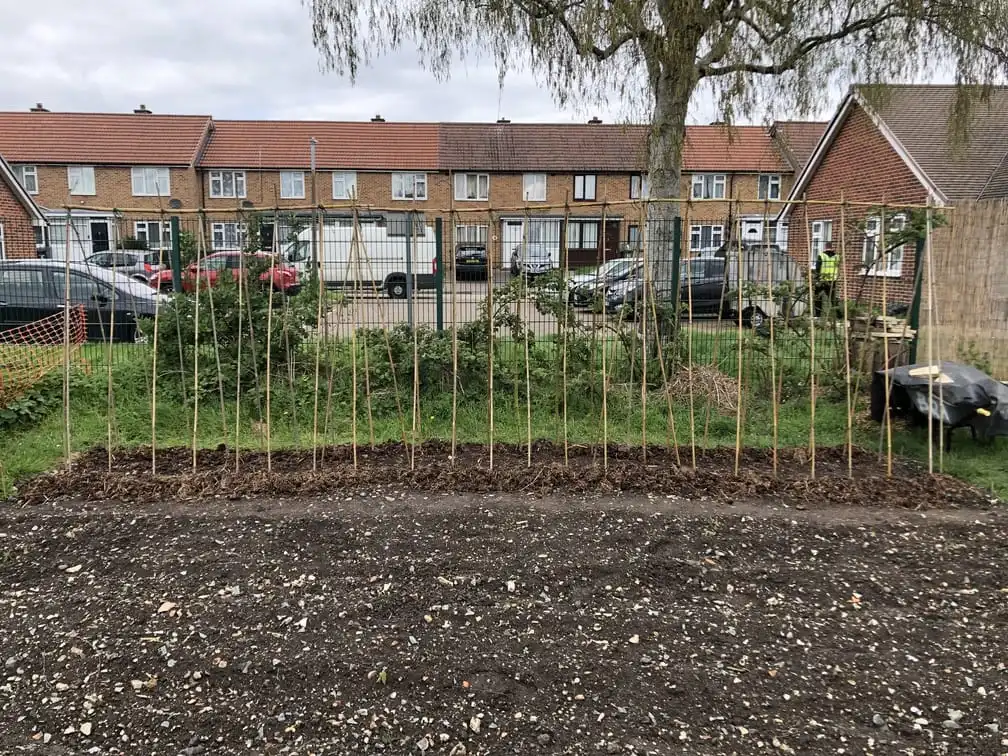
[
  {"left": 786, "top": 103, "right": 928, "bottom": 307},
  {"left": 0, "top": 179, "right": 39, "bottom": 259},
  {"left": 14, "top": 164, "right": 202, "bottom": 213}
]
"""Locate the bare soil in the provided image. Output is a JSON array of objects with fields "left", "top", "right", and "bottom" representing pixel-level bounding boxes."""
[
  {"left": 1, "top": 446, "right": 1005, "bottom": 754},
  {"left": 12, "top": 442, "right": 996, "bottom": 509}
]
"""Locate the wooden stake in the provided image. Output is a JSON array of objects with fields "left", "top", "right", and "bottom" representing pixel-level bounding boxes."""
[
  {"left": 150, "top": 211, "right": 165, "bottom": 475},
  {"left": 522, "top": 207, "right": 532, "bottom": 468},
  {"left": 880, "top": 204, "right": 893, "bottom": 477},
  {"left": 600, "top": 201, "right": 609, "bottom": 470},
  {"left": 350, "top": 215, "right": 360, "bottom": 469},
  {"left": 487, "top": 210, "right": 496, "bottom": 471},
  {"left": 733, "top": 203, "right": 744, "bottom": 476},
  {"left": 199, "top": 216, "right": 229, "bottom": 439},
  {"left": 106, "top": 218, "right": 119, "bottom": 472},
  {"left": 265, "top": 215, "right": 276, "bottom": 474},
  {"left": 191, "top": 220, "right": 202, "bottom": 473},
  {"left": 640, "top": 202, "right": 649, "bottom": 460},
  {"left": 234, "top": 242, "right": 245, "bottom": 472},
  {"left": 684, "top": 200, "right": 697, "bottom": 469},
  {"left": 561, "top": 201, "right": 570, "bottom": 466},
  {"left": 450, "top": 207, "right": 460, "bottom": 464},
  {"left": 803, "top": 195, "right": 817, "bottom": 479},
  {"left": 925, "top": 203, "right": 935, "bottom": 475},
  {"left": 410, "top": 213, "right": 420, "bottom": 471},
  {"left": 312, "top": 206, "right": 325, "bottom": 469},
  {"left": 762, "top": 201, "right": 779, "bottom": 477},
  {"left": 62, "top": 211, "right": 72, "bottom": 469}
]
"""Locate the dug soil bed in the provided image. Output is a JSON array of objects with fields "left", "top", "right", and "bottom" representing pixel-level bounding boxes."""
[
  {"left": 15, "top": 441, "right": 992, "bottom": 509},
  {"left": 0, "top": 492, "right": 1005, "bottom": 755}
]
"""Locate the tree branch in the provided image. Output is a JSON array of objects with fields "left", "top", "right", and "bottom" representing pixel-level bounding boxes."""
[
  {"left": 699, "top": 5, "right": 904, "bottom": 76},
  {"left": 511, "top": 0, "right": 636, "bottom": 60}
]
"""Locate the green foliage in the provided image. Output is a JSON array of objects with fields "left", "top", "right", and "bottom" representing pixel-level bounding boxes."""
[
  {"left": 0, "top": 372, "right": 87, "bottom": 430},
  {"left": 177, "top": 230, "right": 198, "bottom": 268},
  {"left": 144, "top": 259, "right": 322, "bottom": 400}
]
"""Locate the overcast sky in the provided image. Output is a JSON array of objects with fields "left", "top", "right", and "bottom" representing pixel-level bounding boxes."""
[{"left": 0, "top": 0, "right": 842, "bottom": 124}]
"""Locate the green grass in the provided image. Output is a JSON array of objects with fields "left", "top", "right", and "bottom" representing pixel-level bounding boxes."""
[{"left": 2, "top": 353, "right": 1005, "bottom": 500}]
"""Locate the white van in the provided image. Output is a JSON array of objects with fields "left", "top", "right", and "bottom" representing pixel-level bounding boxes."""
[{"left": 284, "top": 214, "right": 438, "bottom": 298}]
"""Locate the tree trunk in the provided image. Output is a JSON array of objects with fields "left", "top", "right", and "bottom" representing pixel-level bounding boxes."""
[{"left": 646, "top": 60, "right": 698, "bottom": 319}]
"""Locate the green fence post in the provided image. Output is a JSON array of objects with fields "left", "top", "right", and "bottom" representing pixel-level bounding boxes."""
[
  {"left": 907, "top": 236, "right": 926, "bottom": 364},
  {"left": 169, "top": 216, "right": 182, "bottom": 293},
  {"left": 435, "top": 217, "right": 445, "bottom": 332},
  {"left": 670, "top": 216, "right": 683, "bottom": 328}
]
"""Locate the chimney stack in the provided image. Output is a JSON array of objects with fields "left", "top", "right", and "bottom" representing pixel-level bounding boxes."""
[
  {"left": 370, "top": 114, "right": 385, "bottom": 122},
  {"left": 134, "top": 104, "right": 152, "bottom": 114},
  {"left": 30, "top": 102, "right": 49, "bottom": 113},
  {"left": 587, "top": 116, "right": 602, "bottom": 124}
]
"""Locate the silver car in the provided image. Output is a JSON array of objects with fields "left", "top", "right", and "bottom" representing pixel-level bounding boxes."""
[
  {"left": 84, "top": 250, "right": 165, "bottom": 283},
  {"left": 510, "top": 242, "right": 557, "bottom": 278}
]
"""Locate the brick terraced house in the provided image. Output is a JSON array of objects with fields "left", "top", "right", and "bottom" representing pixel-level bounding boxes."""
[
  {"left": 782, "top": 85, "right": 1008, "bottom": 306},
  {"left": 0, "top": 155, "right": 47, "bottom": 260},
  {"left": 0, "top": 104, "right": 211, "bottom": 261},
  {"left": 0, "top": 104, "right": 826, "bottom": 267}
]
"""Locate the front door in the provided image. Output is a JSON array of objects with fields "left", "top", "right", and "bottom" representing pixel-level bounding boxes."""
[
  {"left": 90, "top": 221, "right": 110, "bottom": 253},
  {"left": 604, "top": 220, "right": 620, "bottom": 262},
  {"left": 501, "top": 220, "right": 524, "bottom": 271}
]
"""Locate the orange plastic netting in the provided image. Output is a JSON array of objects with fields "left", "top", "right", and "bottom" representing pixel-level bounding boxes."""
[{"left": 0, "top": 306, "right": 87, "bottom": 403}]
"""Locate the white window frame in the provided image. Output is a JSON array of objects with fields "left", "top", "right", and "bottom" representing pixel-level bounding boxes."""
[
  {"left": 131, "top": 166, "right": 171, "bottom": 197},
  {"left": 566, "top": 220, "right": 599, "bottom": 249},
  {"left": 455, "top": 224, "right": 489, "bottom": 245},
  {"left": 758, "top": 174, "right": 781, "bottom": 201},
  {"left": 810, "top": 220, "right": 834, "bottom": 265},
  {"left": 0, "top": 222, "right": 5, "bottom": 259},
  {"left": 392, "top": 172, "right": 428, "bottom": 201},
  {"left": 67, "top": 166, "right": 96, "bottom": 196},
  {"left": 280, "top": 171, "right": 306, "bottom": 200},
  {"left": 861, "top": 214, "right": 906, "bottom": 277},
  {"left": 630, "top": 174, "right": 649, "bottom": 200},
  {"left": 689, "top": 224, "right": 725, "bottom": 252},
  {"left": 573, "top": 174, "right": 597, "bottom": 201},
  {"left": 209, "top": 170, "right": 246, "bottom": 199},
  {"left": 453, "top": 173, "right": 489, "bottom": 202},
  {"left": 134, "top": 221, "right": 172, "bottom": 251},
  {"left": 691, "top": 174, "right": 726, "bottom": 200},
  {"left": 14, "top": 165, "right": 38, "bottom": 194},
  {"left": 522, "top": 173, "right": 547, "bottom": 202},
  {"left": 627, "top": 224, "right": 641, "bottom": 247},
  {"left": 331, "top": 171, "right": 358, "bottom": 200},
  {"left": 211, "top": 222, "right": 248, "bottom": 251}
]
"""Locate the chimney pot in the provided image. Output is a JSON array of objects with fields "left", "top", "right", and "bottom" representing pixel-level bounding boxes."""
[
  {"left": 588, "top": 116, "right": 602, "bottom": 124},
  {"left": 370, "top": 114, "right": 385, "bottom": 122},
  {"left": 30, "top": 102, "right": 49, "bottom": 112},
  {"left": 134, "top": 104, "right": 152, "bottom": 114}
]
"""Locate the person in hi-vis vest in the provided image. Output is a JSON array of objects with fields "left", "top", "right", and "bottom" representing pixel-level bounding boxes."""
[{"left": 814, "top": 241, "right": 838, "bottom": 316}]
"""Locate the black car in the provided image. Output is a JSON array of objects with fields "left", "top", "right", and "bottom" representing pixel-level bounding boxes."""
[
  {"left": 455, "top": 243, "right": 488, "bottom": 279},
  {"left": 0, "top": 260, "right": 168, "bottom": 343},
  {"left": 605, "top": 256, "right": 729, "bottom": 318}
]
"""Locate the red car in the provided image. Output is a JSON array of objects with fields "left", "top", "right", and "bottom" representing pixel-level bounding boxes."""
[{"left": 149, "top": 252, "right": 300, "bottom": 295}]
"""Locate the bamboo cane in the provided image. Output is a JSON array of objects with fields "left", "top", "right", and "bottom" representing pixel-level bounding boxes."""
[
  {"left": 105, "top": 218, "right": 119, "bottom": 472},
  {"left": 312, "top": 206, "right": 325, "bottom": 469},
  {"left": 191, "top": 220, "right": 203, "bottom": 473},
  {"left": 522, "top": 207, "right": 532, "bottom": 468},
  {"left": 410, "top": 213, "right": 420, "bottom": 471},
  {"left": 684, "top": 200, "right": 697, "bottom": 469},
  {"left": 733, "top": 204, "right": 744, "bottom": 476},
  {"left": 880, "top": 204, "right": 893, "bottom": 477},
  {"left": 925, "top": 203, "right": 935, "bottom": 475},
  {"left": 640, "top": 201, "right": 649, "bottom": 460},
  {"left": 839, "top": 196, "right": 853, "bottom": 478},
  {"left": 561, "top": 200, "right": 571, "bottom": 466},
  {"left": 762, "top": 201, "right": 778, "bottom": 477},
  {"left": 488, "top": 210, "right": 496, "bottom": 471},
  {"left": 234, "top": 239, "right": 245, "bottom": 472},
  {"left": 195, "top": 215, "right": 228, "bottom": 440},
  {"left": 600, "top": 201, "right": 609, "bottom": 470},
  {"left": 62, "top": 211, "right": 71, "bottom": 469},
  {"left": 150, "top": 211, "right": 166, "bottom": 475},
  {"left": 803, "top": 196, "right": 817, "bottom": 478},
  {"left": 265, "top": 215, "right": 276, "bottom": 474},
  {"left": 450, "top": 207, "right": 460, "bottom": 463},
  {"left": 349, "top": 214, "right": 361, "bottom": 469}
]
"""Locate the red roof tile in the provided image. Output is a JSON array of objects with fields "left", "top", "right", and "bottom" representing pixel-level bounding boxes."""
[
  {"left": 439, "top": 122, "right": 791, "bottom": 173},
  {"left": 202, "top": 120, "right": 441, "bottom": 170},
  {"left": 0, "top": 112, "right": 212, "bottom": 166},
  {"left": 770, "top": 121, "right": 828, "bottom": 172}
]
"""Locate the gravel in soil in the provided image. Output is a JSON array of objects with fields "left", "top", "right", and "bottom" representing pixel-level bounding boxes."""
[
  {"left": 13, "top": 442, "right": 995, "bottom": 509},
  {"left": 1, "top": 491, "right": 1006, "bottom": 755}
]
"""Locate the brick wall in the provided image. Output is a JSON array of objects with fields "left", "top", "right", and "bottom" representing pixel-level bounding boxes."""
[
  {"left": 786, "top": 103, "right": 928, "bottom": 308},
  {"left": 0, "top": 180, "right": 38, "bottom": 259},
  {"left": 20, "top": 164, "right": 202, "bottom": 212}
]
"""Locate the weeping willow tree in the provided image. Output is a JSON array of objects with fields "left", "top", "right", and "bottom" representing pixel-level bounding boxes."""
[{"left": 307, "top": 0, "right": 1008, "bottom": 282}]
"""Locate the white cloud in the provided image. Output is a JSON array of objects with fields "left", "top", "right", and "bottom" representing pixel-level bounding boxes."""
[{"left": 0, "top": 0, "right": 842, "bottom": 125}]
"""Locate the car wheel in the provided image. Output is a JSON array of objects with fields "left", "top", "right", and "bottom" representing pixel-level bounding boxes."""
[
  {"left": 386, "top": 278, "right": 407, "bottom": 299},
  {"left": 741, "top": 307, "right": 766, "bottom": 329}
]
